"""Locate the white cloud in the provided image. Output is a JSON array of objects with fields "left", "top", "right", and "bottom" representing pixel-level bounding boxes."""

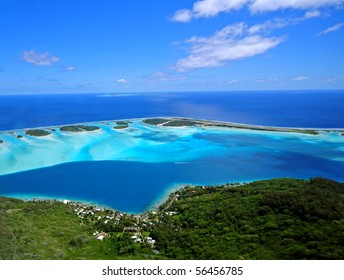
[
  {"left": 250, "top": 0, "right": 343, "bottom": 13},
  {"left": 175, "top": 23, "right": 284, "bottom": 72},
  {"left": 171, "top": 9, "right": 193, "bottom": 22},
  {"left": 117, "top": 78, "right": 129, "bottom": 84},
  {"left": 304, "top": 10, "right": 321, "bottom": 18},
  {"left": 325, "top": 75, "right": 344, "bottom": 82},
  {"left": 293, "top": 76, "right": 310, "bottom": 81},
  {"left": 227, "top": 79, "right": 240, "bottom": 84},
  {"left": 317, "top": 22, "right": 344, "bottom": 35},
  {"left": 193, "top": 0, "right": 247, "bottom": 17},
  {"left": 172, "top": 0, "right": 247, "bottom": 21},
  {"left": 248, "top": 18, "right": 294, "bottom": 34},
  {"left": 66, "top": 66, "right": 76, "bottom": 71},
  {"left": 21, "top": 50, "right": 60, "bottom": 66},
  {"left": 172, "top": 0, "right": 344, "bottom": 21}
]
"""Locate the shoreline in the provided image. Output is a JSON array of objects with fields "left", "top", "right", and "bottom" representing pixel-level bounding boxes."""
[
  {"left": 0, "top": 179, "right": 251, "bottom": 216},
  {"left": 1, "top": 116, "right": 343, "bottom": 135},
  {"left": 3, "top": 193, "right": 124, "bottom": 213},
  {"left": 2, "top": 182, "right": 197, "bottom": 215}
]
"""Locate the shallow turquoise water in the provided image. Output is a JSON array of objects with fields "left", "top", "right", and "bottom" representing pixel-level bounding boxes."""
[{"left": 0, "top": 119, "right": 344, "bottom": 213}]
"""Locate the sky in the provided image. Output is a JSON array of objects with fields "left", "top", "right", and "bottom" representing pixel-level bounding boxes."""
[{"left": 0, "top": 0, "right": 343, "bottom": 94}]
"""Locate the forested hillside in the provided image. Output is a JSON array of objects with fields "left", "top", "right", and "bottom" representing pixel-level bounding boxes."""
[
  {"left": 1, "top": 177, "right": 343, "bottom": 260},
  {"left": 151, "top": 177, "right": 344, "bottom": 259}
]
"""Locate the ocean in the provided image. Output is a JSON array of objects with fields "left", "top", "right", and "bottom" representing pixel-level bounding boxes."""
[
  {"left": 1, "top": 90, "right": 344, "bottom": 130},
  {"left": 0, "top": 90, "right": 344, "bottom": 213}
]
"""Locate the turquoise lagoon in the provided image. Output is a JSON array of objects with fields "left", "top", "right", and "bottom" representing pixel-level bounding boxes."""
[{"left": 0, "top": 118, "right": 344, "bottom": 213}]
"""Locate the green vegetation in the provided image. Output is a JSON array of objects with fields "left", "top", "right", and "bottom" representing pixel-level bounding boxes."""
[
  {"left": 0, "top": 139, "right": 3, "bottom": 144},
  {"left": 143, "top": 118, "right": 196, "bottom": 127},
  {"left": 142, "top": 117, "right": 319, "bottom": 135},
  {"left": 25, "top": 129, "right": 51, "bottom": 137},
  {"left": 198, "top": 121, "right": 319, "bottom": 135},
  {"left": 0, "top": 198, "right": 161, "bottom": 260},
  {"left": 1, "top": 177, "right": 343, "bottom": 260},
  {"left": 113, "top": 126, "right": 128, "bottom": 129},
  {"left": 152, "top": 177, "right": 344, "bottom": 259},
  {"left": 162, "top": 120, "right": 196, "bottom": 127},
  {"left": 113, "top": 121, "right": 129, "bottom": 130},
  {"left": 16, "top": 135, "right": 23, "bottom": 139},
  {"left": 143, "top": 118, "right": 170, "bottom": 125},
  {"left": 60, "top": 125, "right": 100, "bottom": 132}
]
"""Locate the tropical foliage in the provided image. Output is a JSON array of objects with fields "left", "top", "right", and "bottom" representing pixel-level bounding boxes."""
[{"left": 0, "top": 177, "right": 343, "bottom": 259}]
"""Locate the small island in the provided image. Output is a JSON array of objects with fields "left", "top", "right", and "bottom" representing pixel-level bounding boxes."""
[
  {"left": 163, "top": 119, "right": 196, "bottom": 127},
  {"left": 113, "top": 121, "right": 129, "bottom": 130},
  {"left": 25, "top": 129, "right": 51, "bottom": 137},
  {"left": 0, "top": 139, "right": 3, "bottom": 144},
  {"left": 60, "top": 125, "right": 100, "bottom": 132},
  {"left": 142, "top": 118, "right": 170, "bottom": 125}
]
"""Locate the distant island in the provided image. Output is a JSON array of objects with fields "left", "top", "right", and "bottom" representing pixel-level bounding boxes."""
[
  {"left": 143, "top": 118, "right": 321, "bottom": 135},
  {"left": 1, "top": 177, "right": 343, "bottom": 260},
  {"left": 2, "top": 117, "right": 342, "bottom": 141},
  {"left": 1, "top": 117, "right": 332, "bottom": 142},
  {"left": 60, "top": 124, "right": 100, "bottom": 132},
  {"left": 25, "top": 129, "right": 51, "bottom": 137},
  {"left": 113, "top": 121, "right": 129, "bottom": 130}
]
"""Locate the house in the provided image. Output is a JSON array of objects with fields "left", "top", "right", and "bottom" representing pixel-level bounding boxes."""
[
  {"left": 123, "top": 227, "right": 139, "bottom": 233},
  {"left": 96, "top": 232, "right": 108, "bottom": 241}
]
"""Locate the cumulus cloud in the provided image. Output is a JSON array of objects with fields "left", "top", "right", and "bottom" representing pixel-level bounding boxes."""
[
  {"left": 317, "top": 22, "right": 344, "bottom": 35},
  {"left": 293, "top": 76, "right": 310, "bottom": 81},
  {"left": 117, "top": 78, "right": 129, "bottom": 84},
  {"left": 21, "top": 50, "right": 60, "bottom": 66},
  {"left": 175, "top": 22, "right": 284, "bottom": 72},
  {"left": 172, "top": 0, "right": 344, "bottom": 21}
]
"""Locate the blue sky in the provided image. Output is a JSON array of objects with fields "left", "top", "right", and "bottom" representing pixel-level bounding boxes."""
[{"left": 0, "top": 0, "right": 343, "bottom": 94}]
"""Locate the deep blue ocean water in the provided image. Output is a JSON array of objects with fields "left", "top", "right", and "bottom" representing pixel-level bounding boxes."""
[
  {"left": 1, "top": 90, "right": 344, "bottom": 130},
  {"left": 1, "top": 90, "right": 344, "bottom": 213},
  {"left": 1, "top": 156, "right": 344, "bottom": 213}
]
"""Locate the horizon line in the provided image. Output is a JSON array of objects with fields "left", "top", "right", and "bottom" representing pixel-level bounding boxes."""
[{"left": 0, "top": 88, "right": 344, "bottom": 96}]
